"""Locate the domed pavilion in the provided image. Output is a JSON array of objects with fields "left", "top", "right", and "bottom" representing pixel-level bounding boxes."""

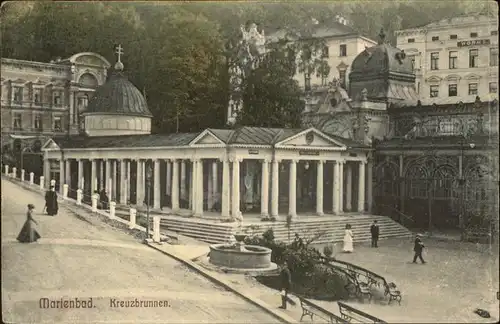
[{"left": 82, "top": 46, "right": 153, "bottom": 137}]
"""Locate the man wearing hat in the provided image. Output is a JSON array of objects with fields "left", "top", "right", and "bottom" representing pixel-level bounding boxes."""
[{"left": 412, "top": 234, "right": 426, "bottom": 264}]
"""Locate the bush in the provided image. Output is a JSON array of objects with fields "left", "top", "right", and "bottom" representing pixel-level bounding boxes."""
[{"left": 248, "top": 229, "right": 348, "bottom": 301}]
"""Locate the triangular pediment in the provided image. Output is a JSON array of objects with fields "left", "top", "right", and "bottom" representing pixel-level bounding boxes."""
[
  {"left": 41, "top": 138, "right": 60, "bottom": 151},
  {"left": 425, "top": 75, "right": 442, "bottom": 83},
  {"left": 275, "top": 128, "right": 346, "bottom": 149},
  {"left": 189, "top": 129, "right": 225, "bottom": 146}
]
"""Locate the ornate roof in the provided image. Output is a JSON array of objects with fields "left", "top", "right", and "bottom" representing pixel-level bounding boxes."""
[
  {"left": 84, "top": 72, "right": 152, "bottom": 117},
  {"left": 349, "top": 29, "right": 418, "bottom": 106}
]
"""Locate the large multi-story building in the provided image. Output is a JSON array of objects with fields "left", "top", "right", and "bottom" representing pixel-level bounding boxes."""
[
  {"left": 227, "top": 18, "right": 377, "bottom": 124},
  {"left": 395, "top": 15, "right": 498, "bottom": 105},
  {"left": 1, "top": 52, "right": 110, "bottom": 150}
]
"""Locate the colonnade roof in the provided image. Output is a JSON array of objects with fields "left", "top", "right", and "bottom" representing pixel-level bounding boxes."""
[{"left": 43, "top": 126, "right": 370, "bottom": 151}]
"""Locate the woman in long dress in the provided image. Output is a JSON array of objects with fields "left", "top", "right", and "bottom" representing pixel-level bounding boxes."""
[
  {"left": 17, "top": 204, "right": 41, "bottom": 243},
  {"left": 343, "top": 224, "right": 354, "bottom": 253},
  {"left": 45, "top": 186, "right": 58, "bottom": 216}
]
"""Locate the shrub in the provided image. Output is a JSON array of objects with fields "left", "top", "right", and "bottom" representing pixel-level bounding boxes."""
[{"left": 249, "top": 229, "right": 348, "bottom": 301}]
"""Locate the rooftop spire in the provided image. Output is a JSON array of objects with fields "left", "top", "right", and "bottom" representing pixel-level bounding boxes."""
[
  {"left": 378, "top": 28, "right": 386, "bottom": 45},
  {"left": 114, "top": 44, "right": 124, "bottom": 71}
]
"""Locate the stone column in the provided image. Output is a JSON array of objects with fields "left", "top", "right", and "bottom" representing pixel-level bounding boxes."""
[
  {"left": 345, "top": 163, "right": 352, "bottom": 212},
  {"left": 153, "top": 159, "right": 161, "bottom": 209},
  {"left": 260, "top": 159, "right": 270, "bottom": 217},
  {"left": 195, "top": 159, "right": 204, "bottom": 217},
  {"left": 316, "top": 160, "right": 324, "bottom": 216},
  {"left": 120, "top": 160, "right": 127, "bottom": 204},
  {"left": 288, "top": 159, "right": 297, "bottom": 218},
  {"left": 180, "top": 160, "right": 187, "bottom": 202},
  {"left": 171, "top": 159, "right": 180, "bottom": 211},
  {"left": 231, "top": 157, "right": 241, "bottom": 219},
  {"left": 136, "top": 159, "right": 143, "bottom": 206},
  {"left": 271, "top": 159, "right": 280, "bottom": 217},
  {"left": 358, "top": 161, "right": 366, "bottom": 213},
  {"left": 339, "top": 161, "right": 345, "bottom": 212},
  {"left": 366, "top": 159, "right": 373, "bottom": 213},
  {"left": 105, "top": 159, "right": 111, "bottom": 192},
  {"left": 165, "top": 159, "right": 172, "bottom": 196},
  {"left": 333, "top": 161, "right": 340, "bottom": 214},
  {"left": 190, "top": 159, "right": 197, "bottom": 213},
  {"left": 59, "top": 159, "right": 64, "bottom": 195},
  {"left": 211, "top": 161, "right": 218, "bottom": 210},
  {"left": 126, "top": 160, "right": 131, "bottom": 204},
  {"left": 65, "top": 159, "right": 71, "bottom": 188},
  {"left": 221, "top": 158, "right": 230, "bottom": 218},
  {"left": 77, "top": 159, "right": 83, "bottom": 189},
  {"left": 99, "top": 160, "right": 104, "bottom": 189},
  {"left": 112, "top": 160, "right": 117, "bottom": 201},
  {"left": 207, "top": 164, "right": 213, "bottom": 211},
  {"left": 91, "top": 159, "right": 97, "bottom": 192}
]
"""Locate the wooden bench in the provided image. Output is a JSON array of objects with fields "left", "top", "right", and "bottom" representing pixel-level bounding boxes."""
[
  {"left": 330, "top": 266, "right": 372, "bottom": 301},
  {"left": 337, "top": 301, "right": 386, "bottom": 323},
  {"left": 298, "top": 296, "right": 348, "bottom": 323},
  {"left": 326, "top": 259, "right": 402, "bottom": 305}
]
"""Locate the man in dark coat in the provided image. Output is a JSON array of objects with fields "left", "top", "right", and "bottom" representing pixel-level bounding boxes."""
[
  {"left": 370, "top": 220, "right": 380, "bottom": 248},
  {"left": 279, "top": 260, "right": 292, "bottom": 309},
  {"left": 99, "top": 189, "right": 109, "bottom": 210},
  {"left": 412, "top": 234, "right": 426, "bottom": 264},
  {"left": 44, "top": 186, "right": 59, "bottom": 216}
]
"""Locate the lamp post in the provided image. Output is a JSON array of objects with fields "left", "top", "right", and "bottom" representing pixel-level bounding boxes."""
[{"left": 144, "top": 163, "right": 153, "bottom": 242}]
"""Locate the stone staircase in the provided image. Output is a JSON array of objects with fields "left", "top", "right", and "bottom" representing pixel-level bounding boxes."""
[
  {"left": 245, "top": 214, "right": 413, "bottom": 245},
  {"left": 113, "top": 205, "right": 412, "bottom": 245}
]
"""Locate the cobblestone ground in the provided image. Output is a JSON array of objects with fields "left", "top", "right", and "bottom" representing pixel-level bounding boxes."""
[
  {"left": 310, "top": 238, "right": 499, "bottom": 323},
  {"left": 1, "top": 179, "right": 280, "bottom": 324}
]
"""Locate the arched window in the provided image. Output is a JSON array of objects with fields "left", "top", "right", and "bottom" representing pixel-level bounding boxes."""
[
  {"left": 78, "top": 73, "right": 98, "bottom": 88},
  {"left": 375, "top": 162, "right": 399, "bottom": 196},
  {"left": 432, "top": 165, "right": 457, "bottom": 199},
  {"left": 405, "top": 164, "right": 428, "bottom": 198}
]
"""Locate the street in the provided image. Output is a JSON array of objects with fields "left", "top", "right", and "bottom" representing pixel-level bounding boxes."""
[{"left": 1, "top": 179, "right": 280, "bottom": 324}]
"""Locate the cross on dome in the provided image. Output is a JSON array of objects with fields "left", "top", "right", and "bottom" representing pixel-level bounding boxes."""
[{"left": 114, "top": 44, "right": 124, "bottom": 71}]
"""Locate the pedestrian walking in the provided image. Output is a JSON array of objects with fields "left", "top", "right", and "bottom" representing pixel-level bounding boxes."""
[
  {"left": 44, "top": 186, "right": 59, "bottom": 216},
  {"left": 343, "top": 224, "right": 354, "bottom": 253},
  {"left": 17, "top": 204, "right": 41, "bottom": 243},
  {"left": 412, "top": 234, "right": 426, "bottom": 264},
  {"left": 370, "top": 220, "right": 380, "bottom": 248},
  {"left": 278, "top": 260, "right": 292, "bottom": 309}
]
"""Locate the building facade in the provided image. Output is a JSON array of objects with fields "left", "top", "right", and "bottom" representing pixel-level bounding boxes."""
[
  {"left": 1, "top": 53, "right": 110, "bottom": 149},
  {"left": 395, "top": 15, "right": 498, "bottom": 105},
  {"left": 227, "top": 19, "right": 376, "bottom": 125}
]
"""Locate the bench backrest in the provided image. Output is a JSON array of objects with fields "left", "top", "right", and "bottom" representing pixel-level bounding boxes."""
[
  {"left": 298, "top": 296, "right": 348, "bottom": 324},
  {"left": 327, "top": 259, "right": 390, "bottom": 288},
  {"left": 338, "top": 301, "right": 386, "bottom": 323}
]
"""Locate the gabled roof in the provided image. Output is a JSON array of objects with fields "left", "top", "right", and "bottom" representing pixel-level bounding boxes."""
[{"left": 44, "top": 126, "right": 365, "bottom": 150}]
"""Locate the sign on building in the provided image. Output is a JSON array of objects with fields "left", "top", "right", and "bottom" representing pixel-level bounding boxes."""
[{"left": 457, "top": 39, "right": 491, "bottom": 47}]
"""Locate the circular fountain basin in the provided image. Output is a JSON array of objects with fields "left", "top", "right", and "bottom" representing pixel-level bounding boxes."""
[{"left": 209, "top": 244, "right": 272, "bottom": 269}]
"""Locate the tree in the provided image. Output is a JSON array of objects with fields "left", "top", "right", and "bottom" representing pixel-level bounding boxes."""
[{"left": 235, "top": 41, "right": 303, "bottom": 128}]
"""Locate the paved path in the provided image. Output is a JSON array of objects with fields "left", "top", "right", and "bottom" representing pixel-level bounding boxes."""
[
  {"left": 311, "top": 239, "right": 499, "bottom": 323},
  {"left": 1, "top": 179, "right": 280, "bottom": 324}
]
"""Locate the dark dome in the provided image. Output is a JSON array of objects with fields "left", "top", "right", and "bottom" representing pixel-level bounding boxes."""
[
  {"left": 350, "top": 43, "right": 413, "bottom": 77},
  {"left": 348, "top": 29, "right": 417, "bottom": 105},
  {"left": 85, "top": 72, "right": 152, "bottom": 117}
]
